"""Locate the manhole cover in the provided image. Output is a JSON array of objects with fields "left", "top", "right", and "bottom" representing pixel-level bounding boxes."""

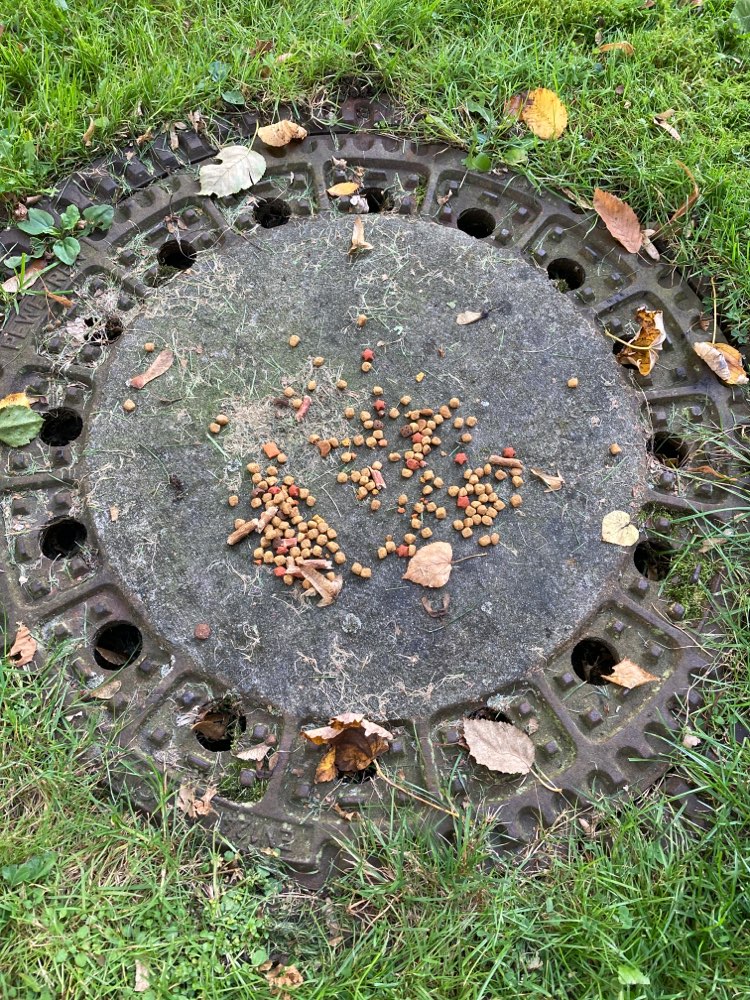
[{"left": 2, "top": 124, "right": 746, "bottom": 874}]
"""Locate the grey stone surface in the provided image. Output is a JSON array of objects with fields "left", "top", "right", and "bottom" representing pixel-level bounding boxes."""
[{"left": 84, "top": 215, "right": 647, "bottom": 719}]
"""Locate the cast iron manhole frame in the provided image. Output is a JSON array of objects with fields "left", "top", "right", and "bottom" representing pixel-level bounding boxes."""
[{"left": 1, "top": 101, "right": 747, "bottom": 876}]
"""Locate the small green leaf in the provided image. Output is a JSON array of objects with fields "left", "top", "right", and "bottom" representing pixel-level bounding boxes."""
[
  {"left": 464, "top": 151, "right": 492, "bottom": 172},
  {"left": 249, "top": 947, "right": 269, "bottom": 966},
  {"left": 731, "top": 0, "right": 750, "bottom": 32},
  {"left": 0, "top": 405, "right": 44, "bottom": 447},
  {"left": 82, "top": 204, "right": 114, "bottom": 230},
  {"left": 209, "top": 60, "right": 230, "bottom": 83},
  {"left": 222, "top": 89, "right": 246, "bottom": 105},
  {"left": 464, "top": 99, "right": 493, "bottom": 125},
  {"left": 3, "top": 255, "right": 24, "bottom": 270},
  {"left": 1, "top": 852, "right": 55, "bottom": 885},
  {"left": 52, "top": 237, "right": 81, "bottom": 266},
  {"left": 502, "top": 145, "right": 528, "bottom": 166},
  {"left": 17, "top": 207, "right": 55, "bottom": 236},
  {"left": 617, "top": 965, "right": 650, "bottom": 986},
  {"left": 59, "top": 204, "right": 80, "bottom": 231}
]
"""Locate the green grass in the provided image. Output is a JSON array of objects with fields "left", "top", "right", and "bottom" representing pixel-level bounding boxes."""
[
  {"left": 1, "top": 1, "right": 750, "bottom": 337},
  {"left": 2, "top": 2, "right": 750, "bottom": 996}
]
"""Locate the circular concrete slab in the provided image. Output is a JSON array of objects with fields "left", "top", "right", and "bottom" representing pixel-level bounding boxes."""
[{"left": 86, "top": 216, "right": 646, "bottom": 720}]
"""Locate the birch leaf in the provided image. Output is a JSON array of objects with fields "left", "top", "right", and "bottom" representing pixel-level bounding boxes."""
[
  {"left": 603, "top": 658, "right": 658, "bottom": 688},
  {"left": 602, "top": 510, "right": 639, "bottom": 547},
  {"left": 463, "top": 718, "right": 535, "bottom": 775},
  {"left": 0, "top": 405, "right": 44, "bottom": 447},
  {"left": 403, "top": 541, "right": 453, "bottom": 588}
]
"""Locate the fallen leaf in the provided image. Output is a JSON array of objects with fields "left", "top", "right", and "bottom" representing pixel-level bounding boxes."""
[
  {"left": 616, "top": 308, "right": 667, "bottom": 375},
  {"left": 234, "top": 743, "right": 271, "bottom": 762},
  {"left": 504, "top": 91, "right": 530, "bottom": 119},
  {"left": 94, "top": 645, "right": 129, "bottom": 667},
  {"left": 603, "top": 658, "right": 658, "bottom": 688},
  {"left": 1, "top": 257, "right": 46, "bottom": 294},
  {"left": 84, "top": 677, "right": 122, "bottom": 700},
  {"left": 109, "top": 505, "right": 120, "bottom": 522},
  {"left": 403, "top": 541, "right": 453, "bottom": 588},
  {"left": 192, "top": 707, "right": 234, "bottom": 742},
  {"left": 169, "top": 123, "right": 179, "bottom": 151},
  {"left": 0, "top": 405, "right": 44, "bottom": 447},
  {"left": 82, "top": 117, "right": 96, "bottom": 147},
  {"left": 134, "top": 960, "right": 150, "bottom": 993},
  {"left": 333, "top": 726, "right": 383, "bottom": 774},
  {"left": 456, "top": 310, "right": 487, "bottom": 326},
  {"left": 135, "top": 128, "right": 154, "bottom": 147},
  {"left": 249, "top": 39, "right": 274, "bottom": 58},
  {"left": 653, "top": 109, "right": 681, "bottom": 142},
  {"left": 327, "top": 181, "right": 360, "bottom": 197},
  {"left": 45, "top": 291, "right": 74, "bottom": 307},
  {"left": 294, "top": 561, "right": 343, "bottom": 607},
  {"left": 601, "top": 510, "right": 639, "bottom": 547},
  {"left": 530, "top": 468, "right": 564, "bottom": 491},
  {"left": 332, "top": 801, "right": 357, "bottom": 821},
  {"left": 521, "top": 88, "right": 568, "bottom": 140},
  {"left": 462, "top": 718, "right": 535, "bottom": 775},
  {"left": 641, "top": 228, "right": 661, "bottom": 261},
  {"left": 302, "top": 713, "right": 394, "bottom": 745},
  {"left": 693, "top": 341, "right": 749, "bottom": 386},
  {"left": 177, "top": 783, "right": 217, "bottom": 818},
  {"left": 9, "top": 624, "right": 36, "bottom": 666},
  {"left": 129, "top": 349, "right": 174, "bottom": 389},
  {"left": 599, "top": 41, "right": 635, "bottom": 55},
  {"left": 314, "top": 746, "right": 338, "bottom": 783},
  {"left": 265, "top": 963, "right": 304, "bottom": 993},
  {"left": 349, "top": 216, "right": 373, "bottom": 255},
  {"left": 593, "top": 188, "right": 643, "bottom": 253},
  {"left": 199, "top": 145, "right": 267, "bottom": 198},
  {"left": 682, "top": 732, "right": 701, "bottom": 749},
  {"left": 257, "top": 120, "right": 308, "bottom": 147},
  {"left": 0, "top": 391, "right": 32, "bottom": 410}
]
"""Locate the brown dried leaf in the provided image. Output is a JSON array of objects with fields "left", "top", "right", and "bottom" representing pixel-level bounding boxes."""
[
  {"left": 265, "top": 963, "right": 304, "bottom": 992},
  {"left": 314, "top": 746, "right": 337, "bottom": 783},
  {"left": 134, "top": 960, "right": 150, "bottom": 993},
  {"left": 294, "top": 561, "right": 343, "bottom": 607},
  {"left": 82, "top": 117, "right": 96, "bottom": 147},
  {"left": 192, "top": 708, "right": 232, "bottom": 742},
  {"left": 110, "top": 505, "right": 120, "bottom": 522},
  {"left": 327, "top": 181, "right": 360, "bottom": 197},
  {"left": 593, "top": 188, "right": 643, "bottom": 253},
  {"left": 302, "top": 713, "right": 394, "bottom": 745},
  {"left": 601, "top": 510, "right": 639, "bottom": 547},
  {"left": 2, "top": 257, "right": 46, "bottom": 294},
  {"left": 504, "top": 91, "right": 529, "bottom": 119},
  {"left": 349, "top": 216, "right": 373, "bottom": 255},
  {"left": 598, "top": 41, "right": 635, "bottom": 55},
  {"left": 403, "top": 541, "right": 453, "bottom": 589},
  {"left": 456, "top": 310, "right": 486, "bottom": 326},
  {"left": 463, "top": 718, "right": 535, "bottom": 775},
  {"left": 333, "top": 727, "right": 377, "bottom": 774},
  {"left": 693, "top": 341, "right": 749, "bottom": 386},
  {"left": 0, "top": 392, "right": 32, "bottom": 410},
  {"left": 257, "top": 120, "right": 308, "bottom": 147},
  {"left": 521, "top": 88, "right": 568, "bottom": 140},
  {"left": 234, "top": 743, "right": 271, "bottom": 762},
  {"left": 85, "top": 677, "right": 122, "bottom": 701},
  {"left": 129, "top": 349, "right": 174, "bottom": 389},
  {"left": 616, "top": 308, "right": 666, "bottom": 375},
  {"left": 603, "top": 658, "right": 658, "bottom": 688},
  {"left": 177, "top": 783, "right": 217, "bottom": 818},
  {"left": 530, "top": 468, "right": 564, "bottom": 492},
  {"left": 653, "top": 109, "right": 681, "bottom": 141},
  {"left": 9, "top": 624, "right": 36, "bottom": 666}
]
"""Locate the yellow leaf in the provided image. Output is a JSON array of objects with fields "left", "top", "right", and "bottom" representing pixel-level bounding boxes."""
[
  {"left": 601, "top": 510, "right": 639, "bottom": 547},
  {"left": 314, "top": 747, "right": 337, "bottom": 783},
  {"left": 693, "top": 341, "right": 749, "bottom": 386},
  {"left": 603, "top": 658, "right": 658, "bottom": 688},
  {"left": 0, "top": 392, "right": 32, "bottom": 410},
  {"left": 403, "top": 541, "right": 453, "bottom": 588},
  {"left": 598, "top": 41, "right": 635, "bottom": 56},
  {"left": 616, "top": 308, "right": 666, "bottom": 376},
  {"left": 521, "top": 88, "right": 568, "bottom": 140},
  {"left": 257, "top": 120, "right": 308, "bottom": 147},
  {"left": 327, "top": 181, "right": 360, "bottom": 197},
  {"left": 593, "top": 188, "right": 643, "bottom": 254}
]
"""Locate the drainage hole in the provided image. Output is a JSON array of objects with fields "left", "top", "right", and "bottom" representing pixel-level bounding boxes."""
[
  {"left": 338, "top": 761, "right": 377, "bottom": 784},
  {"left": 193, "top": 703, "right": 247, "bottom": 752},
  {"left": 465, "top": 706, "right": 513, "bottom": 724},
  {"left": 457, "top": 207, "right": 496, "bottom": 239},
  {"left": 39, "top": 517, "right": 87, "bottom": 559},
  {"left": 40, "top": 407, "right": 83, "bottom": 446},
  {"left": 547, "top": 257, "right": 585, "bottom": 292},
  {"left": 253, "top": 198, "right": 292, "bottom": 229},
  {"left": 360, "top": 187, "right": 393, "bottom": 213},
  {"left": 103, "top": 315, "right": 124, "bottom": 342},
  {"left": 93, "top": 622, "right": 143, "bottom": 670},
  {"left": 634, "top": 539, "right": 674, "bottom": 581},
  {"left": 648, "top": 432, "right": 690, "bottom": 468},
  {"left": 571, "top": 638, "right": 618, "bottom": 685},
  {"left": 157, "top": 239, "right": 197, "bottom": 270}
]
